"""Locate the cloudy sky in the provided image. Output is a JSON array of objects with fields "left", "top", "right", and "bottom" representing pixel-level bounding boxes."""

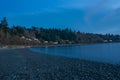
[{"left": 0, "top": 0, "right": 120, "bottom": 34}]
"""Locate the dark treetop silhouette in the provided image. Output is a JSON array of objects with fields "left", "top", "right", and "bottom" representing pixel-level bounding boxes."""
[{"left": 0, "top": 17, "right": 120, "bottom": 45}]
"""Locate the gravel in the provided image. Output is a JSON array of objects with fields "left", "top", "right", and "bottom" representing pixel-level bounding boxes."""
[{"left": 0, "top": 49, "right": 120, "bottom": 80}]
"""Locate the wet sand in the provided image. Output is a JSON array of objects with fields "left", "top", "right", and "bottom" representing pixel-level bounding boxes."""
[{"left": 0, "top": 49, "right": 120, "bottom": 80}]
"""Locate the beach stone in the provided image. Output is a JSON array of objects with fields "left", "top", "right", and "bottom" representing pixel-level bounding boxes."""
[{"left": 0, "top": 49, "right": 120, "bottom": 80}]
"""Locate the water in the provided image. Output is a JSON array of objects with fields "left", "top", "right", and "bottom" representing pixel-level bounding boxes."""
[{"left": 29, "top": 43, "right": 120, "bottom": 64}]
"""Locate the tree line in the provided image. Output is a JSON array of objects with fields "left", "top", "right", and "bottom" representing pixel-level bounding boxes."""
[{"left": 0, "top": 17, "right": 120, "bottom": 45}]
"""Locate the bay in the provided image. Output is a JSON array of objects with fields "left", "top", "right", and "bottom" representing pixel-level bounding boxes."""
[{"left": 29, "top": 43, "right": 120, "bottom": 64}]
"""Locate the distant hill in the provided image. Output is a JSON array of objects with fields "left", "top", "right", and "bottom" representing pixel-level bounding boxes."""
[{"left": 0, "top": 17, "right": 120, "bottom": 45}]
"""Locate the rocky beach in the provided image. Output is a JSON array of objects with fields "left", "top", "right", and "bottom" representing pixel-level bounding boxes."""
[{"left": 0, "top": 49, "right": 120, "bottom": 80}]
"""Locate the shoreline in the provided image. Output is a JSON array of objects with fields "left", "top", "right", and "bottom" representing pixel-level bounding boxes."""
[
  {"left": 0, "top": 42, "right": 120, "bottom": 49},
  {"left": 29, "top": 42, "right": 120, "bottom": 48},
  {"left": 0, "top": 48, "right": 120, "bottom": 79}
]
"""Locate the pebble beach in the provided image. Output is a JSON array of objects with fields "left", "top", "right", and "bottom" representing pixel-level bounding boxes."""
[{"left": 0, "top": 48, "right": 120, "bottom": 80}]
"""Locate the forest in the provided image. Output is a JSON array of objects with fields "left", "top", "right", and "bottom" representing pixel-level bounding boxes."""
[{"left": 0, "top": 17, "right": 120, "bottom": 45}]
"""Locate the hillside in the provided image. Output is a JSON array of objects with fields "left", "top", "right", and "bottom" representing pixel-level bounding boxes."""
[{"left": 0, "top": 17, "right": 120, "bottom": 46}]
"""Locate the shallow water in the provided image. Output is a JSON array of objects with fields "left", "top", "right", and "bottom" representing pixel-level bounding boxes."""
[{"left": 29, "top": 43, "right": 120, "bottom": 64}]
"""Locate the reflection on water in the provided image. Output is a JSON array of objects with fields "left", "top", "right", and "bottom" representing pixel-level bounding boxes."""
[{"left": 30, "top": 43, "right": 120, "bottom": 64}]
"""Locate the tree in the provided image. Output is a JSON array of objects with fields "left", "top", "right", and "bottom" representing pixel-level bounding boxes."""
[
  {"left": 1, "top": 17, "right": 8, "bottom": 27},
  {"left": 1, "top": 17, "right": 9, "bottom": 33},
  {"left": 0, "top": 17, "right": 120, "bottom": 45}
]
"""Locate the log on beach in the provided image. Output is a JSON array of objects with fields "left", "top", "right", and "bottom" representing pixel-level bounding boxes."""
[{"left": 0, "top": 49, "right": 120, "bottom": 80}]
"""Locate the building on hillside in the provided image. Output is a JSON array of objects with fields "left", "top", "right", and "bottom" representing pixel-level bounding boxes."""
[
  {"left": 44, "top": 41, "right": 48, "bottom": 44},
  {"left": 103, "top": 40, "right": 108, "bottom": 43},
  {"left": 21, "top": 36, "right": 25, "bottom": 39},
  {"left": 53, "top": 42, "right": 58, "bottom": 45}
]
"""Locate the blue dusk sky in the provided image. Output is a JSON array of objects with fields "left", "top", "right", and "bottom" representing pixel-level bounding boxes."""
[{"left": 0, "top": 0, "right": 120, "bottom": 34}]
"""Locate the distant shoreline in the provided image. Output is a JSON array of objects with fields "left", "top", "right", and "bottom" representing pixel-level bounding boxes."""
[
  {"left": 0, "top": 42, "right": 120, "bottom": 49},
  {"left": 0, "top": 45, "right": 31, "bottom": 49},
  {"left": 30, "top": 42, "right": 120, "bottom": 48}
]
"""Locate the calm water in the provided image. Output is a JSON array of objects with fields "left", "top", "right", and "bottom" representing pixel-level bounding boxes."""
[{"left": 29, "top": 43, "right": 120, "bottom": 64}]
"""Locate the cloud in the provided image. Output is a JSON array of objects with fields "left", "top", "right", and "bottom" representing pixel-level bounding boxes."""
[
  {"left": 84, "top": 0, "right": 114, "bottom": 26},
  {"left": 99, "top": 0, "right": 120, "bottom": 24},
  {"left": 97, "top": 27, "right": 120, "bottom": 34},
  {"left": 59, "top": 0, "right": 101, "bottom": 9},
  {"left": 1, "top": 0, "right": 120, "bottom": 34}
]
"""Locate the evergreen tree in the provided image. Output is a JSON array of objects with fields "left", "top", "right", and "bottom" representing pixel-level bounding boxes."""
[
  {"left": 0, "top": 17, "right": 120, "bottom": 45},
  {"left": 1, "top": 17, "right": 9, "bottom": 33}
]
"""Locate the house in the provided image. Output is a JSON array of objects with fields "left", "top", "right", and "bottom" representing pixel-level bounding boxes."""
[
  {"left": 28, "top": 39, "right": 32, "bottom": 41},
  {"left": 103, "top": 40, "right": 108, "bottom": 43},
  {"left": 21, "top": 36, "right": 25, "bottom": 39},
  {"left": 44, "top": 41, "right": 48, "bottom": 44},
  {"left": 53, "top": 42, "right": 58, "bottom": 45},
  {"left": 33, "top": 38, "right": 39, "bottom": 41},
  {"left": 109, "top": 40, "right": 112, "bottom": 42}
]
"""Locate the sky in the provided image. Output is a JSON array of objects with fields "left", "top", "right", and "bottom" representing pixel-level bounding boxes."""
[{"left": 0, "top": 0, "right": 120, "bottom": 34}]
